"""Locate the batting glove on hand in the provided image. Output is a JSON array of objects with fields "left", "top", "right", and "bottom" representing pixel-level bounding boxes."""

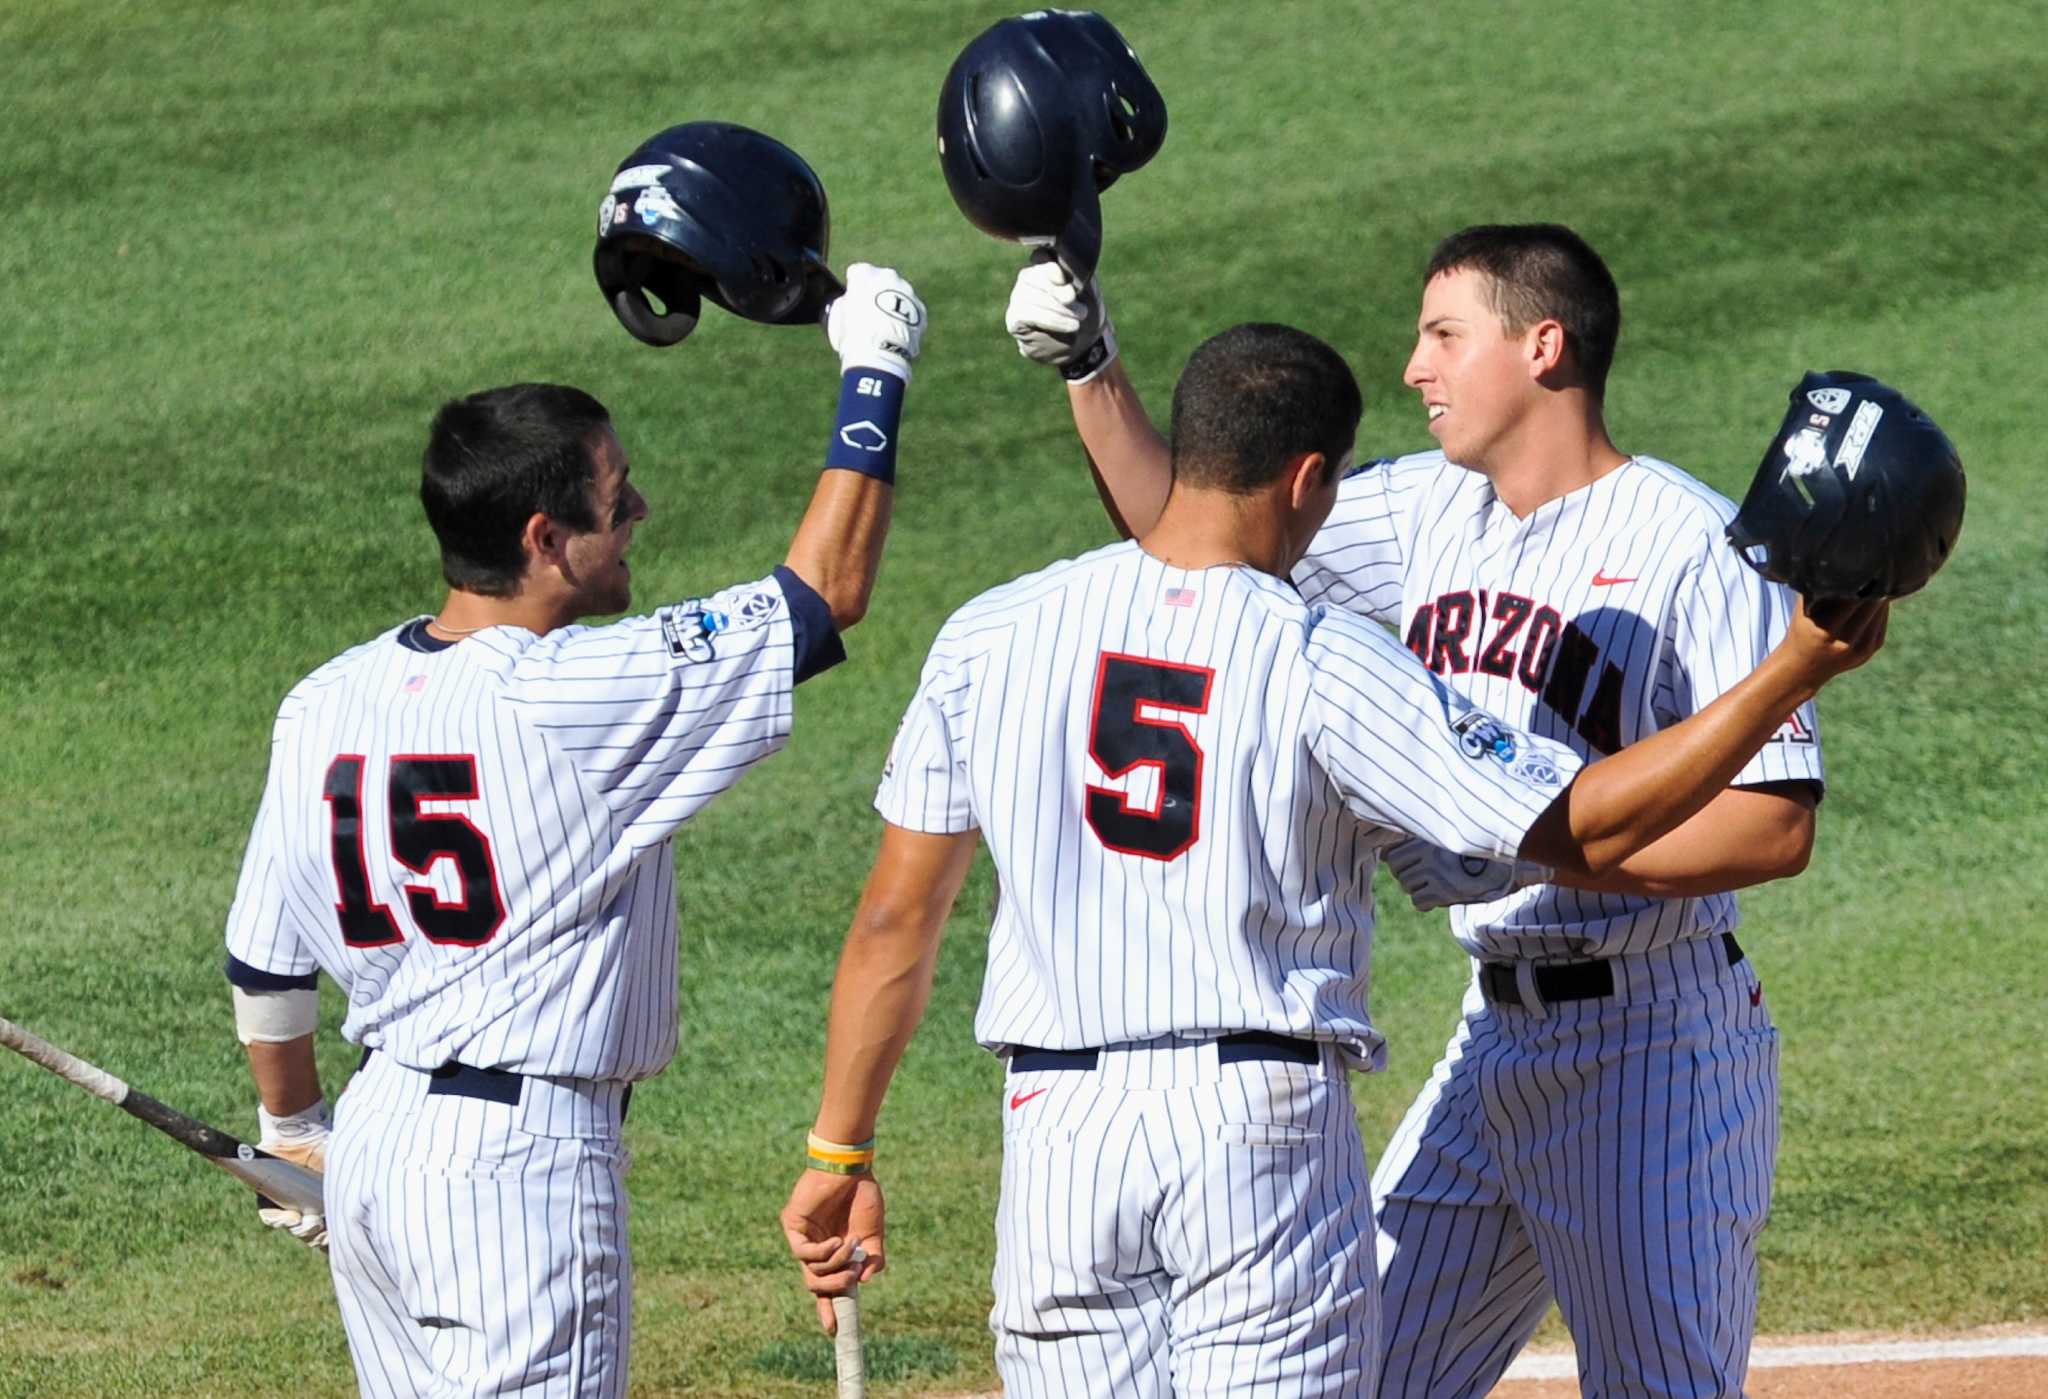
[
  {"left": 1007, "top": 255, "right": 1117, "bottom": 382},
  {"left": 1385, "top": 839, "right": 1553, "bottom": 912},
  {"left": 255, "top": 1098, "right": 331, "bottom": 1253},
  {"left": 825, "top": 263, "right": 926, "bottom": 385}
]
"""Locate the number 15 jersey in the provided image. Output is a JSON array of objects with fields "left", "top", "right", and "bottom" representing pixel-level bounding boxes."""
[
  {"left": 224, "top": 571, "right": 833, "bottom": 1082},
  {"left": 876, "top": 540, "right": 1586, "bottom": 1070}
]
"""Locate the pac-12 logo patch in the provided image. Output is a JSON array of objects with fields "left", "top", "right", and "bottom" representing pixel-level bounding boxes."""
[
  {"left": 1451, "top": 709, "right": 1562, "bottom": 786},
  {"left": 1452, "top": 709, "right": 1516, "bottom": 762}
]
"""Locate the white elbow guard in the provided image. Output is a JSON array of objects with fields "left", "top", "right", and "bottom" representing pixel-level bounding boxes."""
[{"left": 232, "top": 985, "right": 320, "bottom": 1044}]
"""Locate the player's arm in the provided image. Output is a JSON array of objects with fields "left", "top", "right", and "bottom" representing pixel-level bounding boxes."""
[
  {"left": 1312, "top": 597, "right": 1881, "bottom": 882},
  {"left": 1542, "top": 780, "right": 1815, "bottom": 896},
  {"left": 223, "top": 725, "right": 333, "bottom": 1249},
  {"left": 780, "top": 823, "right": 980, "bottom": 1332},
  {"left": 1387, "top": 777, "right": 1817, "bottom": 908},
  {"left": 1005, "top": 259, "right": 1171, "bottom": 537},
  {"left": 780, "top": 263, "right": 928, "bottom": 630},
  {"left": 1518, "top": 600, "right": 1881, "bottom": 877},
  {"left": 1542, "top": 527, "right": 1830, "bottom": 890}
]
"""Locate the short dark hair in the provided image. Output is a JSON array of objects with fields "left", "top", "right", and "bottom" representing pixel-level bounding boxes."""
[
  {"left": 1426, "top": 224, "right": 1621, "bottom": 398},
  {"left": 420, "top": 384, "right": 612, "bottom": 597},
  {"left": 1168, "top": 323, "right": 1362, "bottom": 493}
]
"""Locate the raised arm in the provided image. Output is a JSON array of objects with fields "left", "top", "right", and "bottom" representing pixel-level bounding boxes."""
[
  {"left": 1005, "top": 259, "right": 1174, "bottom": 537},
  {"left": 781, "top": 263, "right": 927, "bottom": 630}
]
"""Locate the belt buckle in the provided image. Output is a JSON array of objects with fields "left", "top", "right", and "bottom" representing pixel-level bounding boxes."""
[{"left": 1480, "top": 961, "right": 1546, "bottom": 1014}]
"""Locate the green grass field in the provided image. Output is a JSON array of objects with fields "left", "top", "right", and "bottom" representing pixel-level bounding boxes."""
[{"left": 3, "top": 1, "right": 2045, "bottom": 1394}]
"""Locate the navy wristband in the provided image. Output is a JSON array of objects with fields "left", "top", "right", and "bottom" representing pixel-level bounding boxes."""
[{"left": 824, "top": 367, "right": 905, "bottom": 483}]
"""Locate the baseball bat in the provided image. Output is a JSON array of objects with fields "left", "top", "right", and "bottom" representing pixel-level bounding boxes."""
[
  {"left": 832, "top": 1285, "right": 866, "bottom": 1399},
  {"left": 0, "top": 1015, "right": 325, "bottom": 1214}
]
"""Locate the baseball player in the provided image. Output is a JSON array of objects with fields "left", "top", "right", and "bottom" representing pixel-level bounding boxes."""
[
  {"left": 1007, "top": 224, "right": 1829, "bottom": 1395},
  {"left": 777, "top": 323, "right": 1886, "bottom": 1399},
  {"left": 221, "top": 262, "right": 925, "bottom": 1396}
]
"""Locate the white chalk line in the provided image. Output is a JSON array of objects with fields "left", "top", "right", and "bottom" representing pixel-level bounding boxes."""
[
  {"left": 1499, "top": 1331, "right": 2048, "bottom": 1381},
  {"left": 944, "top": 1331, "right": 2048, "bottom": 1395}
]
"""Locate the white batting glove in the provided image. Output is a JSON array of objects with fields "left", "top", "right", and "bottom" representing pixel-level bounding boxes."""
[
  {"left": 1006, "top": 256, "right": 1117, "bottom": 382},
  {"left": 256, "top": 1099, "right": 331, "bottom": 1253},
  {"left": 1385, "top": 839, "right": 1553, "bottom": 912},
  {"left": 825, "top": 263, "right": 926, "bottom": 385}
]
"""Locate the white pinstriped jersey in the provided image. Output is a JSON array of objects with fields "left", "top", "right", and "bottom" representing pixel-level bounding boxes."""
[
  {"left": 876, "top": 540, "right": 1586, "bottom": 1068},
  {"left": 1294, "top": 450, "right": 1826, "bottom": 959},
  {"left": 225, "top": 573, "right": 808, "bottom": 1081}
]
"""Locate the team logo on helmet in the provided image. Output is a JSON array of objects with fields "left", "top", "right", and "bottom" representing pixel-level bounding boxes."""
[
  {"left": 634, "top": 184, "right": 682, "bottom": 227},
  {"left": 597, "top": 195, "right": 617, "bottom": 238},
  {"left": 1806, "top": 387, "right": 1853, "bottom": 413}
]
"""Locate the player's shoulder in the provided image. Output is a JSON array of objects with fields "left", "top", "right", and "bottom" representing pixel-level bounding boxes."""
[
  {"left": 280, "top": 619, "right": 429, "bottom": 706},
  {"left": 935, "top": 539, "right": 1137, "bottom": 639},
  {"left": 1339, "top": 447, "right": 1458, "bottom": 495},
  {"left": 1620, "top": 454, "right": 1742, "bottom": 536}
]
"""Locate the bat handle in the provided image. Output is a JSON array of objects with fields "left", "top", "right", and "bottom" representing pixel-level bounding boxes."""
[{"left": 832, "top": 1283, "right": 866, "bottom": 1399}]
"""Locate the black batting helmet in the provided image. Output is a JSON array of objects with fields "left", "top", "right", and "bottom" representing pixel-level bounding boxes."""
[
  {"left": 1726, "top": 371, "right": 1965, "bottom": 600},
  {"left": 594, "top": 122, "right": 841, "bottom": 347},
  {"left": 936, "top": 10, "right": 1166, "bottom": 282}
]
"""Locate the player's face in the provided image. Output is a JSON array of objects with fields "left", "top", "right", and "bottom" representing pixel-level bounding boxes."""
[
  {"left": 1403, "top": 268, "right": 1535, "bottom": 471},
  {"left": 563, "top": 427, "right": 647, "bottom": 617}
]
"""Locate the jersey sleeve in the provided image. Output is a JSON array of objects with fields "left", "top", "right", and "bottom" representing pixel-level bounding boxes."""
[
  {"left": 873, "top": 641, "right": 978, "bottom": 835},
  {"left": 223, "top": 707, "right": 321, "bottom": 984},
  {"left": 1303, "top": 606, "right": 1585, "bottom": 861},
  {"left": 1291, "top": 458, "right": 1405, "bottom": 626},
  {"left": 1656, "top": 540, "right": 1826, "bottom": 790},
  {"left": 514, "top": 569, "right": 835, "bottom": 835}
]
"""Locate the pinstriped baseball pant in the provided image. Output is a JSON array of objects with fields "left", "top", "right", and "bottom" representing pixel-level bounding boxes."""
[
  {"left": 1372, "top": 939, "right": 1778, "bottom": 1398},
  {"left": 991, "top": 1037, "right": 1379, "bottom": 1398},
  {"left": 324, "top": 1050, "right": 634, "bottom": 1398}
]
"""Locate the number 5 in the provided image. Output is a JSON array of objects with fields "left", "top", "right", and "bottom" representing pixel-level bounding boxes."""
[{"left": 1084, "top": 653, "right": 1214, "bottom": 861}]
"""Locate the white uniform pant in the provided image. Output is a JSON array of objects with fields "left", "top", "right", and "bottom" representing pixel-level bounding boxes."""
[
  {"left": 1373, "top": 937, "right": 1778, "bottom": 1399},
  {"left": 325, "top": 1050, "right": 634, "bottom": 1398},
  {"left": 992, "top": 1035, "right": 1379, "bottom": 1398}
]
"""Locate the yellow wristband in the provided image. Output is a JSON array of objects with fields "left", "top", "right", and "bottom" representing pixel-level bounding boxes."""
[
  {"left": 805, "top": 1155, "right": 874, "bottom": 1176},
  {"left": 806, "top": 1131, "right": 875, "bottom": 1175}
]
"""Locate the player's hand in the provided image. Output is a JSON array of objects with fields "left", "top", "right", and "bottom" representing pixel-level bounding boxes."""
[
  {"left": 1385, "top": 838, "right": 1553, "bottom": 912},
  {"left": 256, "top": 1100, "right": 330, "bottom": 1253},
  {"left": 781, "top": 1168, "right": 886, "bottom": 1334},
  {"left": 1006, "top": 253, "right": 1117, "bottom": 382},
  {"left": 1780, "top": 595, "right": 1889, "bottom": 686},
  {"left": 825, "top": 263, "right": 926, "bottom": 385}
]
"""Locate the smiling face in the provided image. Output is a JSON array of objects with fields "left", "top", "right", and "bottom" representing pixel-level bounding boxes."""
[
  {"left": 559, "top": 426, "right": 648, "bottom": 617},
  {"left": 1402, "top": 266, "right": 1543, "bottom": 473}
]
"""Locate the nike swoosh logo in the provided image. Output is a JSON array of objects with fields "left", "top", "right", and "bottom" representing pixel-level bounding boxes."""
[
  {"left": 1009, "top": 1088, "right": 1049, "bottom": 1111},
  {"left": 1591, "top": 572, "right": 1637, "bottom": 586}
]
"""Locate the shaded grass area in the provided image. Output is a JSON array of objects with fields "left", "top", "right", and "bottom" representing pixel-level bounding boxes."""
[{"left": 2, "top": 1, "right": 2043, "bottom": 1394}]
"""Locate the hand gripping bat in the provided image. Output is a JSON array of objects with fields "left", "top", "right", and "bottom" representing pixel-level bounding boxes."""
[{"left": 0, "top": 1015, "right": 325, "bottom": 1213}]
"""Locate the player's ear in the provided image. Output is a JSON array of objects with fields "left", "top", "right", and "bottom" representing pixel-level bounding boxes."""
[
  {"left": 1285, "top": 451, "right": 1329, "bottom": 511},
  {"left": 523, "top": 511, "right": 568, "bottom": 574},
  {"left": 1528, "top": 318, "right": 1570, "bottom": 383}
]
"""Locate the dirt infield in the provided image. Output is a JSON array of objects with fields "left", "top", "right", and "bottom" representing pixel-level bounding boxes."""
[
  {"left": 1498, "top": 1355, "right": 2047, "bottom": 1398},
  {"left": 1493, "top": 1328, "right": 2048, "bottom": 1399},
  {"left": 942, "top": 1328, "right": 2048, "bottom": 1397}
]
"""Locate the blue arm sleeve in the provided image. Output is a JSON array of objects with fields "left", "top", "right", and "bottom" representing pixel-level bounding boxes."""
[
  {"left": 773, "top": 565, "right": 847, "bottom": 685},
  {"left": 225, "top": 953, "right": 319, "bottom": 991}
]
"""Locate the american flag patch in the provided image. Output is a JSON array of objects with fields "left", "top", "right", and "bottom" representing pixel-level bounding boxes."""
[
  {"left": 402, "top": 674, "right": 427, "bottom": 693},
  {"left": 1164, "top": 587, "right": 1196, "bottom": 608}
]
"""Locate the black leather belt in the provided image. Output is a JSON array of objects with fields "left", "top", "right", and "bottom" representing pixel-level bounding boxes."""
[
  {"left": 1479, "top": 933, "right": 1743, "bottom": 1007},
  {"left": 1011, "top": 1031, "right": 1321, "bottom": 1072},
  {"left": 356, "top": 1048, "right": 631, "bottom": 1119}
]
